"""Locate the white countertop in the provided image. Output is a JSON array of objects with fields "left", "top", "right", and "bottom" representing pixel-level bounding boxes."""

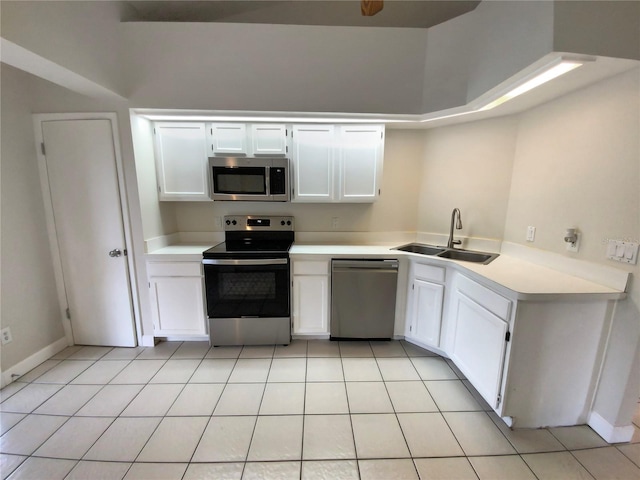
[
  {"left": 290, "top": 244, "right": 625, "bottom": 300},
  {"left": 146, "top": 242, "right": 626, "bottom": 300}
]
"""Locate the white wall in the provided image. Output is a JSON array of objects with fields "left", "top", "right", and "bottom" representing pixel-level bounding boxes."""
[
  {"left": 1, "top": 65, "right": 66, "bottom": 369},
  {"left": 417, "top": 116, "right": 518, "bottom": 245},
  {"left": 553, "top": 1, "right": 640, "bottom": 61},
  {"left": 0, "top": 1, "right": 125, "bottom": 95},
  {"left": 119, "top": 22, "right": 429, "bottom": 114},
  {"left": 504, "top": 68, "right": 640, "bottom": 428}
]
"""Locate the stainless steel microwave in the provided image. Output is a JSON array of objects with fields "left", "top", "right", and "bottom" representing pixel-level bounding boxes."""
[{"left": 208, "top": 157, "right": 289, "bottom": 202}]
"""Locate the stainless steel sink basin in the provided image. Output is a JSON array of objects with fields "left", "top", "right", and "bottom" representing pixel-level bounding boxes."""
[
  {"left": 393, "top": 243, "right": 499, "bottom": 264},
  {"left": 393, "top": 243, "right": 445, "bottom": 256},
  {"left": 437, "top": 249, "right": 498, "bottom": 264}
]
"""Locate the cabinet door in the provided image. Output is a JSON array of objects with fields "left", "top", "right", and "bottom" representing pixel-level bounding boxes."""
[
  {"left": 154, "top": 123, "right": 209, "bottom": 201},
  {"left": 449, "top": 290, "right": 508, "bottom": 408},
  {"left": 209, "top": 123, "right": 247, "bottom": 155},
  {"left": 408, "top": 279, "right": 444, "bottom": 348},
  {"left": 292, "top": 275, "right": 329, "bottom": 334},
  {"left": 149, "top": 276, "right": 207, "bottom": 336},
  {"left": 291, "top": 125, "right": 335, "bottom": 202},
  {"left": 251, "top": 124, "right": 288, "bottom": 156},
  {"left": 338, "top": 125, "right": 384, "bottom": 202}
]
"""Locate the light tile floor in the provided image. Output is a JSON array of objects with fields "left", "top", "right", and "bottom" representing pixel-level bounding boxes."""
[{"left": 1, "top": 340, "right": 639, "bottom": 480}]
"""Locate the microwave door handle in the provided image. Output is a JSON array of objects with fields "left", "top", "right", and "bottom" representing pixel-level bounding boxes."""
[{"left": 202, "top": 258, "right": 288, "bottom": 266}]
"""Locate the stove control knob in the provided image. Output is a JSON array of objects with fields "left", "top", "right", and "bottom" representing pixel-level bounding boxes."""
[
  {"left": 281, "top": 220, "right": 285, "bottom": 226},
  {"left": 287, "top": 220, "right": 292, "bottom": 226},
  {"left": 225, "top": 220, "right": 231, "bottom": 225},
  {"left": 232, "top": 220, "right": 237, "bottom": 225}
]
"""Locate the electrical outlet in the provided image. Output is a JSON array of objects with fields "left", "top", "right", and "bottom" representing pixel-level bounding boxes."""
[
  {"left": 331, "top": 217, "right": 339, "bottom": 229},
  {"left": 1, "top": 327, "right": 12, "bottom": 345},
  {"left": 526, "top": 226, "right": 536, "bottom": 242}
]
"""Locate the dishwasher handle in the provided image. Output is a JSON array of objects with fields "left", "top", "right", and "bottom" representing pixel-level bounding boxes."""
[{"left": 332, "top": 259, "right": 399, "bottom": 271}]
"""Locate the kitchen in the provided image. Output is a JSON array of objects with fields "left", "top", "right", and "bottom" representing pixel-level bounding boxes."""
[{"left": 1, "top": 1, "right": 639, "bottom": 478}]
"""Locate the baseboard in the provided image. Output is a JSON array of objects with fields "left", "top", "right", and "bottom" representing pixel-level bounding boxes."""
[
  {"left": 588, "top": 411, "right": 635, "bottom": 443},
  {"left": 1, "top": 336, "right": 70, "bottom": 388}
]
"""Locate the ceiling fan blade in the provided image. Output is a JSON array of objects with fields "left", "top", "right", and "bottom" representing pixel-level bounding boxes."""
[{"left": 361, "top": 0, "right": 384, "bottom": 16}]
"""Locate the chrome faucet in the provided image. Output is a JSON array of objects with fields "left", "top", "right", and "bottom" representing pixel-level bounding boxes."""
[{"left": 447, "top": 208, "right": 463, "bottom": 249}]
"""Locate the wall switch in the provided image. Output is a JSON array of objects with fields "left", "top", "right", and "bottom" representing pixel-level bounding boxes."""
[
  {"left": 526, "top": 226, "right": 536, "bottom": 242},
  {"left": 607, "top": 240, "right": 638, "bottom": 265},
  {"left": 1, "top": 327, "right": 12, "bottom": 345},
  {"left": 331, "top": 217, "right": 339, "bottom": 229}
]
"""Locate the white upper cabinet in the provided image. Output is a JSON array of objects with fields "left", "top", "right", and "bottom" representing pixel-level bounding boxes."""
[
  {"left": 207, "top": 123, "right": 288, "bottom": 156},
  {"left": 208, "top": 123, "right": 247, "bottom": 155},
  {"left": 337, "top": 125, "right": 384, "bottom": 202},
  {"left": 291, "top": 125, "right": 335, "bottom": 202},
  {"left": 291, "top": 124, "right": 384, "bottom": 203},
  {"left": 251, "top": 124, "right": 288, "bottom": 156},
  {"left": 154, "top": 122, "right": 209, "bottom": 201}
]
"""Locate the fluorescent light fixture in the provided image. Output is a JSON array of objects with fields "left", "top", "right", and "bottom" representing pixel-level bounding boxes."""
[{"left": 479, "top": 58, "right": 586, "bottom": 111}]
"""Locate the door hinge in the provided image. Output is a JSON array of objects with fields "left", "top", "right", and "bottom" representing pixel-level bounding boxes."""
[
  {"left": 497, "top": 393, "right": 502, "bottom": 406},
  {"left": 41, "top": 143, "right": 46, "bottom": 155},
  {"left": 378, "top": 189, "right": 381, "bottom": 196},
  {"left": 65, "top": 308, "right": 71, "bottom": 319},
  {"left": 158, "top": 186, "right": 161, "bottom": 193},
  {"left": 409, "top": 325, "right": 412, "bottom": 332},
  {"left": 505, "top": 331, "right": 511, "bottom": 342},
  {"left": 153, "top": 128, "right": 156, "bottom": 135},
  {"left": 412, "top": 283, "right": 415, "bottom": 290}
]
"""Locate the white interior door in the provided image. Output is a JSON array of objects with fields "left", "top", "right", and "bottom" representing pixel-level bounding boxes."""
[{"left": 40, "top": 119, "right": 136, "bottom": 346}]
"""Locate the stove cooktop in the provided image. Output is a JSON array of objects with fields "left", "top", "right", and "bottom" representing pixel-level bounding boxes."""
[{"left": 202, "top": 215, "right": 294, "bottom": 259}]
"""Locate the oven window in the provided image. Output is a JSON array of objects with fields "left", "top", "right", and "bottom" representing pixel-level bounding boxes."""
[
  {"left": 213, "top": 167, "right": 266, "bottom": 194},
  {"left": 204, "top": 263, "right": 289, "bottom": 318},
  {"left": 219, "top": 272, "right": 276, "bottom": 299}
]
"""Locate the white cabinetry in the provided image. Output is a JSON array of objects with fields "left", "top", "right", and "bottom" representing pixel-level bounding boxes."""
[
  {"left": 448, "top": 274, "right": 511, "bottom": 409},
  {"left": 207, "top": 123, "right": 288, "bottom": 156},
  {"left": 208, "top": 123, "right": 247, "bottom": 155},
  {"left": 405, "top": 263, "right": 445, "bottom": 349},
  {"left": 291, "top": 124, "right": 384, "bottom": 203},
  {"left": 154, "top": 123, "right": 209, "bottom": 201},
  {"left": 291, "top": 125, "right": 335, "bottom": 202},
  {"left": 291, "top": 259, "right": 330, "bottom": 336},
  {"left": 147, "top": 261, "right": 207, "bottom": 337},
  {"left": 251, "top": 124, "right": 288, "bottom": 155},
  {"left": 338, "top": 125, "right": 384, "bottom": 202}
]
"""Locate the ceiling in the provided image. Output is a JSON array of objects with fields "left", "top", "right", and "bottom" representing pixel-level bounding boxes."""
[{"left": 122, "top": 0, "right": 481, "bottom": 28}]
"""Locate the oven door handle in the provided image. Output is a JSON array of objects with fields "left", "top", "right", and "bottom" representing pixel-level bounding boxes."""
[{"left": 202, "top": 258, "right": 288, "bottom": 266}]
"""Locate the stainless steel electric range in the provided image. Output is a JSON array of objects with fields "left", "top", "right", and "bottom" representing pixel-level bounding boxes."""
[{"left": 202, "top": 215, "right": 294, "bottom": 346}]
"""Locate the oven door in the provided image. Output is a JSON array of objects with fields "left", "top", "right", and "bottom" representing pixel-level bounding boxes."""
[
  {"left": 203, "top": 258, "right": 291, "bottom": 346},
  {"left": 203, "top": 258, "right": 290, "bottom": 318}
]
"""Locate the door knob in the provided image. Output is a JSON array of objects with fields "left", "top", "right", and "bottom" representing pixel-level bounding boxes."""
[{"left": 109, "top": 249, "right": 122, "bottom": 257}]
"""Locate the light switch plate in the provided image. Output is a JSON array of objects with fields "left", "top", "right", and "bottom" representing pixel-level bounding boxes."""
[
  {"left": 526, "top": 226, "right": 536, "bottom": 242},
  {"left": 607, "top": 240, "right": 638, "bottom": 265}
]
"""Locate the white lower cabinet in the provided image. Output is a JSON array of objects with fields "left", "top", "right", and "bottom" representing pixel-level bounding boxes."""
[
  {"left": 405, "top": 263, "right": 445, "bottom": 349},
  {"left": 147, "top": 261, "right": 207, "bottom": 337},
  {"left": 449, "top": 287, "right": 509, "bottom": 409},
  {"left": 291, "top": 259, "right": 329, "bottom": 336}
]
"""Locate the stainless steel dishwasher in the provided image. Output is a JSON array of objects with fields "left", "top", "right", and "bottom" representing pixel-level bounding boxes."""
[{"left": 331, "top": 259, "right": 399, "bottom": 340}]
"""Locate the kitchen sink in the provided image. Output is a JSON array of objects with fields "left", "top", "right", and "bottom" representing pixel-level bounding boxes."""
[
  {"left": 436, "top": 249, "right": 498, "bottom": 264},
  {"left": 394, "top": 243, "right": 446, "bottom": 256},
  {"left": 393, "top": 243, "right": 499, "bottom": 264}
]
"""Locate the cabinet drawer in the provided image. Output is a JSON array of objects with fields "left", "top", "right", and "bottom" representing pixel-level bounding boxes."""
[
  {"left": 293, "top": 260, "right": 329, "bottom": 275},
  {"left": 455, "top": 274, "right": 511, "bottom": 320},
  {"left": 147, "top": 261, "right": 202, "bottom": 277},
  {"left": 414, "top": 263, "right": 445, "bottom": 283}
]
